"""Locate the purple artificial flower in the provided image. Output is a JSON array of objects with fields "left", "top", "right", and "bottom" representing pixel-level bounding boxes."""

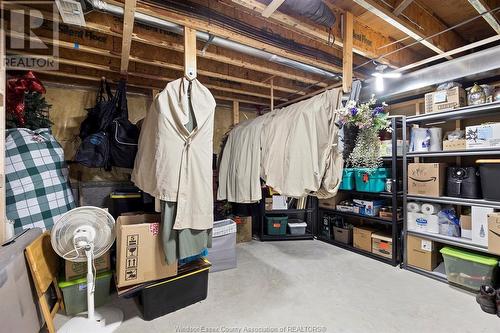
[
  {"left": 350, "top": 107, "right": 358, "bottom": 116},
  {"left": 372, "top": 106, "right": 384, "bottom": 116}
]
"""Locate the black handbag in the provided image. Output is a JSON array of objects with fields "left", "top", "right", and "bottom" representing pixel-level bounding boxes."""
[
  {"left": 74, "top": 132, "right": 111, "bottom": 170},
  {"left": 79, "top": 79, "right": 114, "bottom": 139},
  {"left": 108, "top": 79, "right": 139, "bottom": 168},
  {"left": 447, "top": 166, "right": 482, "bottom": 199}
]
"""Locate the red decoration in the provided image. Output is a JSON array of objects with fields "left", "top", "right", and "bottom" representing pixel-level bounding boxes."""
[{"left": 6, "top": 71, "right": 46, "bottom": 126}]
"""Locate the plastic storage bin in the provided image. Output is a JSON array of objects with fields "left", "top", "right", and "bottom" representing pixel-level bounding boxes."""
[
  {"left": 440, "top": 246, "right": 499, "bottom": 291},
  {"left": 266, "top": 215, "right": 288, "bottom": 235},
  {"left": 354, "top": 168, "right": 388, "bottom": 193},
  {"left": 339, "top": 168, "right": 355, "bottom": 190},
  {"left": 477, "top": 160, "right": 500, "bottom": 201},
  {"left": 288, "top": 219, "right": 307, "bottom": 235},
  {"left": 58, "top": 271, "right": 112, "bottom": 315},
  {"left": 207, "top": 219, "right": 237, "bottom": 272}
]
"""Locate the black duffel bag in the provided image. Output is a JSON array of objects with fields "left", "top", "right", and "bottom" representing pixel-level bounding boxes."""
[
  {"left": 109, "top": 79, "right": 139, "bottom": 169},
  {"left": 79, "top": 78, "right": 114, "bottom": 139},
  {"left": 75, "top": 131, "right": 111, "bottom": 170}
]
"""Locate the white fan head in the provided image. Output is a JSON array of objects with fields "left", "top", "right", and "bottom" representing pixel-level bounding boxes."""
[{"left": 51, "top": 206, "right": 115, "bottom": 262}]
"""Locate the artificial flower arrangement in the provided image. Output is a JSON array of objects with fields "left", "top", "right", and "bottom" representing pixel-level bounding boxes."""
[{"left": 339, "top": 96, "right": 391, "bottom": 170}]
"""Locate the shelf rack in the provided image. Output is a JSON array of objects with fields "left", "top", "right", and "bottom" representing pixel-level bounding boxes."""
[
  {"left": 317, "top": 116, "right": 405, "bottom": 267},
  {"left": 402, "top": 101, "right": 500, "bottom": 281}
]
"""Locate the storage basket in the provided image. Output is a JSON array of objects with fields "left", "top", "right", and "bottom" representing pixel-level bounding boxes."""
[
  {"left": 287, "top": 218, "right": 307, "bottom": 235},
  {"left": 477, "top": 160, "right": 500, "bottom": 201},
  {"left": 339, "top": 168, "right": 355, "bottom": 190},
  {"left": 208, "top": 219, "right": 237, "bottom": 272},
  {"left": 354, "top": 168, "right": 388, "bottom": 193},
  {"left": 440, "top": 246, "right": 499, "bottom": 291},
  {"left": 266, "top": 215, "right": 288, "bottom": 235}
]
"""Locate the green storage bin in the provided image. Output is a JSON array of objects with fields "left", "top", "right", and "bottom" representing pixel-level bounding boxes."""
[
  {"left": 339, "top": 168, "right": 355, "bottom": 190},
  {"left": 354, "top": 168, "right": 388, "bottom": 193},
  {"left": 266, "top": 215, "right": 288, "bottom": 235},
  {"left": 58, "top": 271, "right": 112, "bottom": 315},
  {"left": 440, "top": 247, "right": 499, "bottom": 291}
]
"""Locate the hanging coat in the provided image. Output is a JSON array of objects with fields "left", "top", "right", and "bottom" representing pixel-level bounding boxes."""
[{"left": 132, "top": 78, "right": 216, "bottom": 230}]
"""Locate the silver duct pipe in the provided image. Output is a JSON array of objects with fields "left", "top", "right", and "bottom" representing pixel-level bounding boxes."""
[{"left": 90, "top": 0, "right": 338, "bottom": 79}]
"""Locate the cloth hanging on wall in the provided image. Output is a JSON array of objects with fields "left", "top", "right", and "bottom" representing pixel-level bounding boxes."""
[
  {"left": 132, "top": 77, "right": 216, "bottom": 230},
  {"left": 218, "top": 88, "right": 343, "bottom": 203}
]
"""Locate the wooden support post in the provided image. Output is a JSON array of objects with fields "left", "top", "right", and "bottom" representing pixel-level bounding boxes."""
[
  {"left": 120, "top": 0, "right": 137, "bottom": 74},
  {"left": 342, "top": 12, "right": 353, "bottom": 93},
  {"left": 233, "top": 100, "right": 240, "bottom": 125},
  {"left": 184, "top": 26, "right": 197, "bottom": 80},
  {"left": 270, "top": 78, "right": 274, "bottom": 111}
]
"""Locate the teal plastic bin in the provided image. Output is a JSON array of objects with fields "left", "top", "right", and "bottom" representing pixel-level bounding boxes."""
[
  {"left": 58, "top": 271, "right": 112, "bottom": 315},
  {"left": 339, "top": 168, "right": 355, "bottom": 190},
  {"left": 354, "top": 168, "right": 388, "bottom": 193},
  {"left": 266, "top": 215, "right": 288, "bottom": 235}
]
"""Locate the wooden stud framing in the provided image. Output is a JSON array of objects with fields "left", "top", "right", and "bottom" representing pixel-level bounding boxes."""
[
  {"left": 120, "top": 0, "right": 136, "bottom": 74},
  {"left": 467, "top": 0, "right": 500, "bottom": 35},
  {"left": 184, "top": 26, "right": 197, "bottom": 80},
  {"left": 261, "top": 0, "right": 286, "bottom": 18},
  {"left": 270, "top": 78, "right": 274, "bottom": 111},
  {"left": 233, "top": 100, "right": 240, "bottom": 125},
  {"left": 393, "top": 0, "right": 414, "bottom": 16},
  {"left": 0, "top": 27, "right": 5, "bottom": 242},
  {"left": 342, "top": 12, "right": 353, "bottom": 93}
]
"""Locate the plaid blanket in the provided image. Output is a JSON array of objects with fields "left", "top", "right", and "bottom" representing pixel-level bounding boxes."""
[{"left": 5, "top": 128, "right": 75, "bottom": 234}]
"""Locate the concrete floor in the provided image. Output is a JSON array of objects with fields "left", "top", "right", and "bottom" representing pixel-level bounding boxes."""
[{"left": 55, "top": 240, "right": 499, "bottom": 332}]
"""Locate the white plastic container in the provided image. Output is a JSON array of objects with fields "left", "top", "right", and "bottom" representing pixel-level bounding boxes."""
[
  {"left": 288, "top": 221, "right": 307, "bottom": 235},
  {"left": 208, "top": 219, "right": 237, "bottom": 272}
]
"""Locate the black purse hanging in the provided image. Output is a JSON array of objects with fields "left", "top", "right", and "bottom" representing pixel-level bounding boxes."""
[{"left": 108, "top": 79, "right": 140, "bottom": 169}]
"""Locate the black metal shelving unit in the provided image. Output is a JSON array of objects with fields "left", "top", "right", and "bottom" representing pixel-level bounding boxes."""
[
  {"left": 402, "top": 101, "right": 500, "bottom": 282},
  {"left": 316, "top": 116, "right": 405, "bottom": 266}
]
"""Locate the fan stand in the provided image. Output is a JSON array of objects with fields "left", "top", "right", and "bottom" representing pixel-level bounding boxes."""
[{"left": 58, "top": 245, "right": 123, "bottom": 333}]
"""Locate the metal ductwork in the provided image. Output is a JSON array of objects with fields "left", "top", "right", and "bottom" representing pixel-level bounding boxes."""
[
  {"left": 283, "top": 0, "right": 336, "bottom": 28},
  {"left": 360, "top": 45, "right": 500, "bottom": 102},
  {"left": 89, "top": 0, "right": 338, "bottom": 79}
]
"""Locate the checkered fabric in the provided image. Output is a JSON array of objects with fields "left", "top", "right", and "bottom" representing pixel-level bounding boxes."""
[{"left": 5, "top": 128, "right": 75, "bottom": 234}]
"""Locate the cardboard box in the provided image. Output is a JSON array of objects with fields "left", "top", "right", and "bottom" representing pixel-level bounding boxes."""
[
  {"left": 65, "top": 251, "right": 111, "bottom": 280},
  {"left": 353, "top": 199, "right": 385, "bottom": 217},
  {"left": 318, "top": 193, "right": 346, "bottom": 209},
  {"left": 472, "top": 206, "right": 493, "bottom": 247},
  {"left": 443, "top": 139, "right": 466, "bottom": 151},
  {"left": 265, "top": 198, "right": 273, "bottom": 211},
  {"left": 466, "top": 123, "right": 500, "bottom": 150},
  {"left": 424, "top": 87, "right": 466, "bottom": 114},
  {"left": 487, "top": 213, "right": 500, "bottom": 255},
  {"left": 116, "top": 213, "right": 177, "bottom": 288},
  {"left": 371, "top": 233, "right": 392, "bottom": 259},
  {"left": 235, "top": 216, "right": 252, "bottom": 243},
  {"left": 333, "top": 226, "right": 353, "bottom": 245},
  {"left": 407, "top": 212, "right": 439, "bottom": 234},
  {"left": 407, "top": 235, "right": 439, "bottom": 271},
  {"left": 460, "top": 214, "right": 472, "bottom": 239},
  {"left": 379, "top": 210, "right": 402, "bottom": 220},
  {"left": 408, "top": 163, "right": 447, "bottom": 197},
  {"left": 353, "top": 227, "right": 376, "bottom": 252}
]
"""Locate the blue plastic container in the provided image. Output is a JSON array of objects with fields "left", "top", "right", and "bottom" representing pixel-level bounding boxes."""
[
  {"left": 339, "top": 168, "right": 356, "bottom": 190},
  {"left": 354, "top": 168, "right": 388, "bottom": 193}
]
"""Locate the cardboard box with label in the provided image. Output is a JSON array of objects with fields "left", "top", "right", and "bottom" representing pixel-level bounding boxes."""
[
  {"left": 408, "top": 163, "right": 447, "bottom": 197},
  {"left": 424, "top": 87, "right": 466, "bottom": 114},
  {"left": 460, "top": 214, "right": 472, "bottom": 239},
  {"left": 371, "top": 233, "right": 392, "bottom": 259},
  {"left": 333, "top": 226, "right": 353, "bottom": 245},
  {"left": 235, "top": 216, "right": 252, "bottom": 243},
  {"left": 65, "top": 251, "right": 111, "bottom": 280},
  {"left": 116, "top": 213, "right": 177, "bottom": 288},
  {"left": 353, "top": 226, "right": 376, "bottom": 252},
  {"left": 472, "top": 206, "right": 493, "bottom": 247},
  {"left": 487, "top": 213, "right": 500, "bottom": 255},
  {"left": 465, "top": 123, "right": 500, "bottom": 150},
  {"left": 353, "top": 199, "right": 385, "bottom": 217},
  {"left": 407, "top": 235, "right": 439, "bottom": 271},
  {"left": 443, "top": 139, "right": 466, "bottom": 151}
]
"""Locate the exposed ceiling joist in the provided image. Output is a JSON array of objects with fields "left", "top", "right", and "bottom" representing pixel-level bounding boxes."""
[
  {"left": 353, "top": 0, "right": 457, "bottom": 58},
  {"left": 120, "top": 0, "right": 136, "bottom": 73},
  {"left": 261, "top": 0, "right": 286, "bottom": 17},
  {"left": 393, "top": 0, "right": 413, "bottom": 16},
  {"left": 467, "top": 0, "right": 500, "bottom": 35}
]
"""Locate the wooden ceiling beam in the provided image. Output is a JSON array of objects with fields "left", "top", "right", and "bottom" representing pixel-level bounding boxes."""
[
  {"left": 467, "top": 0, "right": 500, "bottom": 35},
  {"left": 232, "top": 0, "right": 421, "bottom": 68},
  {"left": 353, "top": 0, "right": 464, "bottom": 56},
  {"left": 393, "top": 0, "right": 413, "bottom": 16},
  {"left": 120, "top": 0, "right": 136, "bottom": 73},
  {"left": 261, "top": 0, "right": 286, "bottom": 18}
]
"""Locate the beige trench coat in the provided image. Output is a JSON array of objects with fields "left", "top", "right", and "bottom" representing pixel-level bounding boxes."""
[{"left": 132, "top": 78, "right": 216, "bottom": 230}]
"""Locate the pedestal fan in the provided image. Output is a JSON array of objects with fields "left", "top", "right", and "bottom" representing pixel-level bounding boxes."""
[{"left": 51, "top": 206, "right": 123, "bottom": 333}]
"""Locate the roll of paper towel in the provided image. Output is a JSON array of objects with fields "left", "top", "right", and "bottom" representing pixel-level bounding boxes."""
[
  {"left": 410, "top": 128, "right": 430, "bottom": 152},
  {"left": 407, "top": 202, "right": 422, "bottom": 213},
  {"left": 421, "top": 203, "right": 442, "bottom": 215},
  {"left": 429, "top": 127, "right": 443, "bottom": 152}
]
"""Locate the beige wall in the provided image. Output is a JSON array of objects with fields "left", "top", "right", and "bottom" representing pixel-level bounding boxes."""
[{"left": 44, "top": 83, "right": 257, "bottom": 181}]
